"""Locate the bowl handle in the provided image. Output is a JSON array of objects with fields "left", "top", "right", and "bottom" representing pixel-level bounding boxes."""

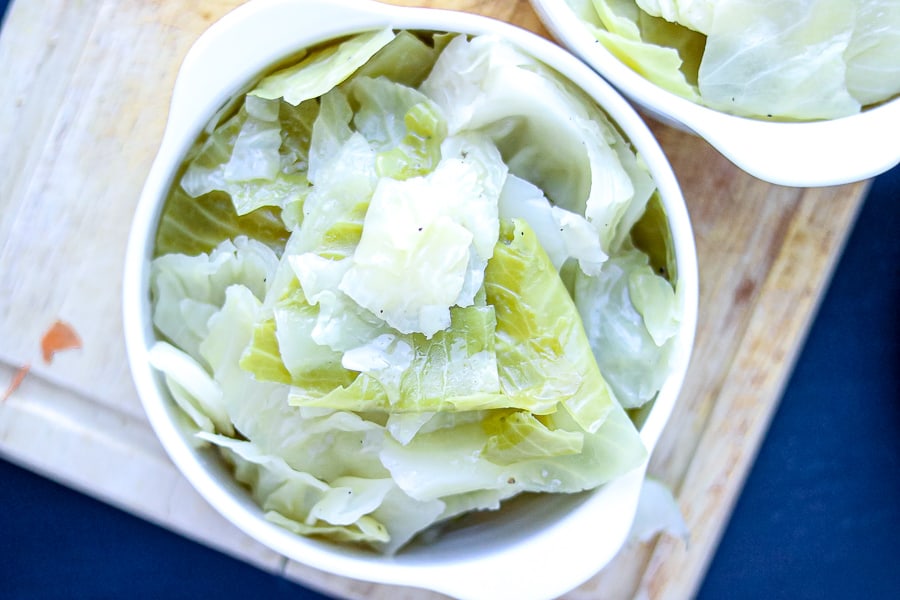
[{"left": 686, "top": 100, "right": 900, "bottom": 187}]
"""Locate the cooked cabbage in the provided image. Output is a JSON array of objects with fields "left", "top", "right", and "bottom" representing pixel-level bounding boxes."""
[
  {"left": 149, "top": 31, "right": 681, "bottom": 554},
  {"left": 570, "top": 0, "right": 900, "bottom": 120}
]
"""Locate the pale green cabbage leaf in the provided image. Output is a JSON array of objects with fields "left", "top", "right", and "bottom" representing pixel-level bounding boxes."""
[
  {"left": 575, "top": 242, "right": 679, "bottom": 409},
  {"left": 250, "top": 28, "right": 396, "bottom": 106},
  {"left": 635, "top": 0, "right": 713, "bottom": 34},
  {"left": 698, "top": 0, "right": 860, "bottom": 119},
  {"left": 150, "top": 236, "right": 279, "bottom": 361},
  {"left": 584, "top": 0, "right": 702, "bottom": 101},
  {"left": 421, "top": 34, "right": 639, "bottom": 255},
  {"left": 486, "top": 219, "right": 618, "bottom": 432},
  {"left": 844, "top": 0, "right": 900, "bottom": 107},
  {"left": 180, "top": 96, "right": 315, "bottom": 216},
  {"left": 338, "top": 136, "right": 504, "bottom": 337}
]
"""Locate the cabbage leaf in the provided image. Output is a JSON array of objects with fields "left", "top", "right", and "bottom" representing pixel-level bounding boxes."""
[
  {"left": 421, "top": 34, "right": 638, "bottom": 254},
  {"left": 698, "top": 0, "right": 860, "bottom": 120},
  {"left": 250, "top": 28, "right": 396, "bottom": 106},
  {"left": 150, "top": 237, "right": 279, "bottom": 361},
  {"left": 486, "top": 219, "right": 618, "bottom": 432},
  {"left": 575, "top": 242, "right": 679, "bottom": 408},
  {"left": 845, "top": 0, "right": 900, "bottom": 106},
  {"left": 338, "top": 140, "right": 503, "bottom": 337}
]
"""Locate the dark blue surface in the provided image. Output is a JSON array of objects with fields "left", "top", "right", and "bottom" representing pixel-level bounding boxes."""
[
  {"left": 1, "top": 461, "right": 333, "bottom": 600},
  {"left": 698, "top": 164, "right": 900, "bottom": 599},
  {"left": 2, "top": 0, "right": 899, "bottom": 597}
]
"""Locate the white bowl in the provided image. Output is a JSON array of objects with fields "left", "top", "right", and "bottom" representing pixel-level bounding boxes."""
[
  {"left": 530, "top": 0, "right": 900, "bottom": 187},
  {"left": 122, "top": 1, "right": 698, "bottom": 598}
]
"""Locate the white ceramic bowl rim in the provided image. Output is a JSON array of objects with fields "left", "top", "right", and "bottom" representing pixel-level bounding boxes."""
[
  {"left": 530, "top": 0, "right": 900, "bottom": 187},
  {"left": 122, "top": 1, "right": 699, "bottom": 599}
]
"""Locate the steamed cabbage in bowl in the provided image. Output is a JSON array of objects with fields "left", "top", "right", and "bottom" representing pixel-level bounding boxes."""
[
  {"left": 147, "top": 29, "right": 682, "bottom": 554},
  {"left": 568, "top": 0, "right": 900, "bottom": 121}
]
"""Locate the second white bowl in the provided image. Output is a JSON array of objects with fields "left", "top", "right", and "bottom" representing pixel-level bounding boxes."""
[{"left": 531, "top": 0, "right": 900, "bottom": 187}]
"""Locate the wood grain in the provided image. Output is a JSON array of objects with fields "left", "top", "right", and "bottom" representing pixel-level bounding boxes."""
[{"left": 0, "top": 1, "right": 865, "bottom": 599}]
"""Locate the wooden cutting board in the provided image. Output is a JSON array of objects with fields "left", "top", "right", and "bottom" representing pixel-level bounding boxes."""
[{"left": 0, "top": 0, "right": 865, "bottom": 598}]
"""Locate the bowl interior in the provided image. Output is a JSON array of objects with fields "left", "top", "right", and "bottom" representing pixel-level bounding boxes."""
[{"left": 123, "top": 1, "right": 698, "bottom": 597}]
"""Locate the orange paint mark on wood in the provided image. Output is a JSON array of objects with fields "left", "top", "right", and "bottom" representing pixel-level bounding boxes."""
[
  {"left": 2, "top": 363, "right": 31, "bottom": 402},
  {"left": 41, "top": 320, "right": 82, "bottom": 364}
]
